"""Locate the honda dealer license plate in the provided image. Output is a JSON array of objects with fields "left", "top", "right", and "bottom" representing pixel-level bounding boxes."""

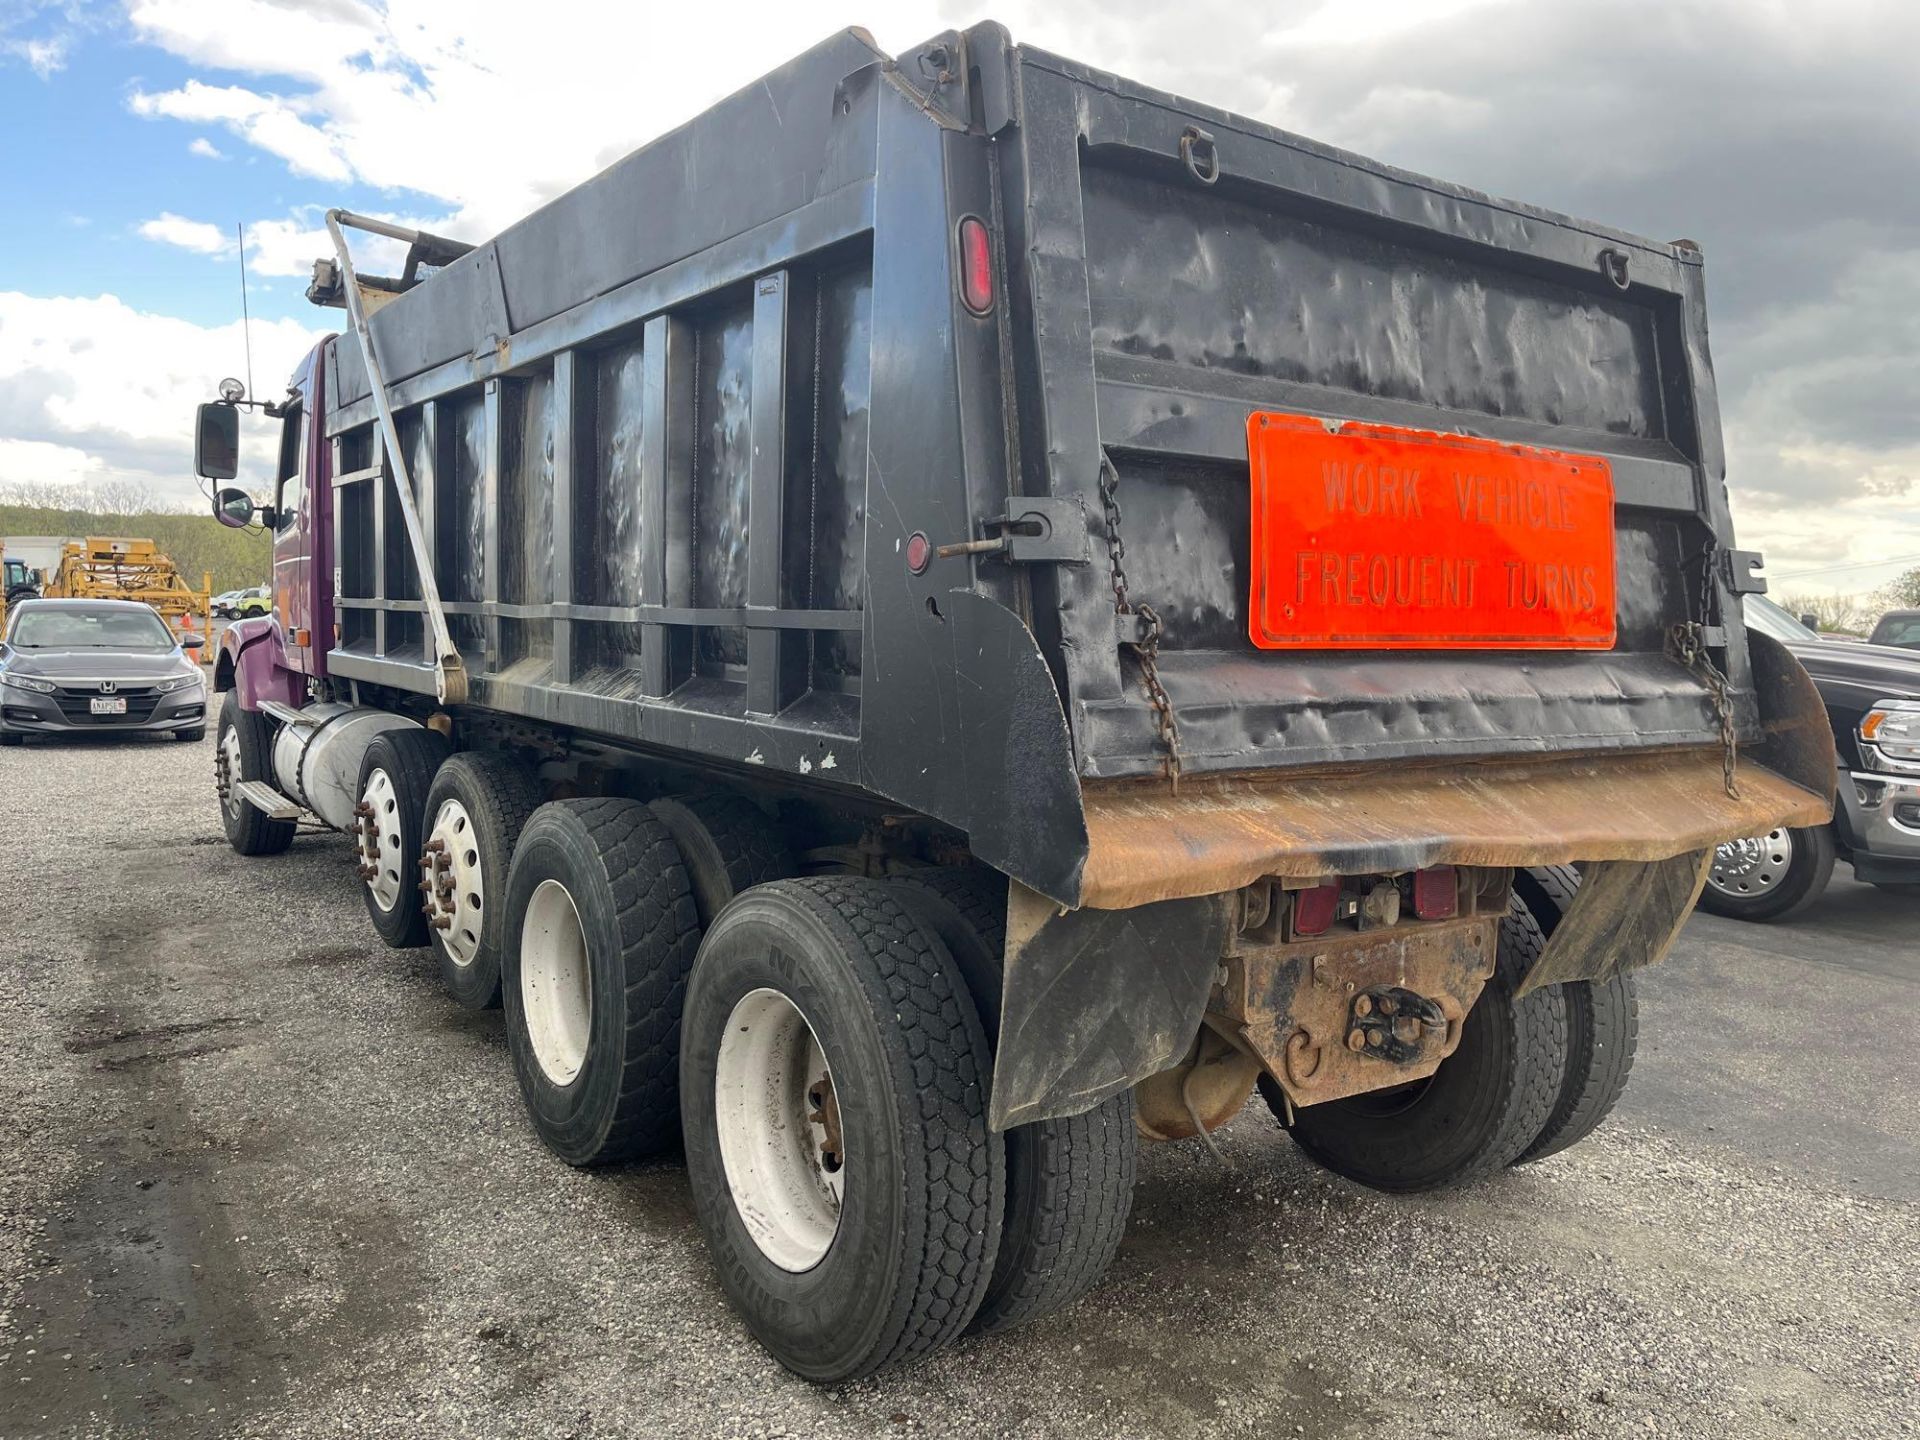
[
  {"left": 1247, "top": 413, "right": 1616, "bottom": 649},
  {"left": 90, "top": 697, "right": 127, "bottom": 715}
]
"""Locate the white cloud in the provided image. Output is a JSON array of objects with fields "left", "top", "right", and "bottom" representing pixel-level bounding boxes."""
[
  {"left": 122, "top": 0, "right": 957, "bottom": 238},
  {"left": 0, "top": 437, "right": 101, "bottom": 489},
  {"left": 4, "top": 34, "right": 68, "bottom": 77},
  {"left": 188, "top": 137, "right": 226, "bottom": 160},
  {"left": 0, "top": 291, "right": 332, "bottom": 509},
  {"left": 138, "top": 212, "right": 235, "bottom": 258},
  {"left": 129, "top": 80, "right": 353, "bottom": 182}
]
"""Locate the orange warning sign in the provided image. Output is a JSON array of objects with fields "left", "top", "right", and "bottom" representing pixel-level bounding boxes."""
[{"left": 1247, "top": 413, "right": 1617, "bottom": 650}]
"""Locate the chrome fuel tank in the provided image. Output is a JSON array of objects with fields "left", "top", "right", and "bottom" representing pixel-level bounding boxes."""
[{"left": 270, "top": 703, "right": 420, "bottom": 830}]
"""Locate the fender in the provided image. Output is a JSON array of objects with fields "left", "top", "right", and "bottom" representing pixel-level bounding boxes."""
[{"left": 215, "top": 617, "right": 305, "bottom": 710}]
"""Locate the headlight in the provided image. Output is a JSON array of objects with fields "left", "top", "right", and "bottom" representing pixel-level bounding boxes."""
[
  {"left": 154, "top": 671, "right": 205, "bottom": 694},
  {"left": 0, "top": 672, "right": 56, "bottom": 694},
  {"left": 1860, "top": 698, "right": 1920, "bottom": 773}
]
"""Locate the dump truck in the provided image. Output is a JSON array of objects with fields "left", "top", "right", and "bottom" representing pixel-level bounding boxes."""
[
  {"left": 191, "top": 23, "right": 1834, "bottom": 1381},
  {"left": 43, "top": 537, "right": 216, "bottom": 659}
]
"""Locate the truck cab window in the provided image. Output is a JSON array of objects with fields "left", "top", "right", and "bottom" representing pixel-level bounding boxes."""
[{"left": 275, "top": 403, "right": 306, "bottom": 534}]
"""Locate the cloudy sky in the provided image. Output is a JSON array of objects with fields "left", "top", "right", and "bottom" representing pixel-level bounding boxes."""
[{"left": 1, "top": 0, "right": 1914, "bottom": 594}]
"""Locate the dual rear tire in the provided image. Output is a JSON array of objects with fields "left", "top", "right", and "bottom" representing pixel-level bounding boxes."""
[{"left": 1263, "top": 866, "right": 1638, "bottom": 1191}]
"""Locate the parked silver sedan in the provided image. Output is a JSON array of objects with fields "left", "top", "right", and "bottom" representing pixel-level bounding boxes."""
[{"left": 0, "top": 599, "right": 208, "bottom": 745}]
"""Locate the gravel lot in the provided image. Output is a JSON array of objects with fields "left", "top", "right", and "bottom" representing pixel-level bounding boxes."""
[{"left": 2, "top": 735, "right": 1915, "bottom": 1439}]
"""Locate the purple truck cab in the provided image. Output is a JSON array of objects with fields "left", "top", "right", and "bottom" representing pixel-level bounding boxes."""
[{"left": 214, "top": 342, "right": 333, "bottom": 712}]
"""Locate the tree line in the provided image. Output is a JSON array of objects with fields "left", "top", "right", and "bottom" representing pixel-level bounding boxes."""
[{"left": 0, "top": 483, "right": 271, "bottom": 595}]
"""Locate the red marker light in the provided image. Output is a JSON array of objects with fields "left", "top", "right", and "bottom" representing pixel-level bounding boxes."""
[
  {"left": 1292, "top": 883, "right": 1340, "bottom": 937},
  {"left": 905, "top": 531, "right": 932, "bottom": 575},
  {"left": 1412, "top": 866, "right": 1458, "bottom": 920},
  {"left": 958, "top": 216, "right": 993, "bottom": 314}
]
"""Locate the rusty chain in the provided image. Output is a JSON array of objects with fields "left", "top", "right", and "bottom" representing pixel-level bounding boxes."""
[
  {"left": 1669, "top": 621, "right": 1740, "bottom": 799},
  {"left": 1097, "top": 449, "right": 1182, "bottom": 788}
]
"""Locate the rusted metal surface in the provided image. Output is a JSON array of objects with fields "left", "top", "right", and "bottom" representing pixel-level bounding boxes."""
[
  {"left": 1515, "top": 851, "right": 1711, "bottom": 997},
  {"left": 1132, "top": 1027, "right": 1261, "bottom": 1141},
  {"left": 806, "top": 1070, "right": 845, "bottom": 1174},
  {"left": 1210, "top": 912, "right": 1500, "bottom": 1110},
  {"left": 1076, "top": 745, "right": 1830, "bottom": 911}
]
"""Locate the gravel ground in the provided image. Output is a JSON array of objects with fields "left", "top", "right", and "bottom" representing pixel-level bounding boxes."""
[{"left": 1, "top": 735, "right": 1915, "bottom": 1439}]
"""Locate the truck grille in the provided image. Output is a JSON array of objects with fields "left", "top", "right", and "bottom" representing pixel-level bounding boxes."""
[{"left": 53, "top": 684, "right": 161, "bottom": 724}]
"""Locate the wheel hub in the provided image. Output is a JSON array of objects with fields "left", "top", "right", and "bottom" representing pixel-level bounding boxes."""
[
  {"left": 520, "top": 878, "right": 591, "bottom": 1086},
  {"left": 1708, "top": 828, "right": 1793, "bottom": 897},
  {"left": 215, "top": 726, "right": 243, "bottom": 818},
  {"left": 421, "top": 798, "right": 483, "bottom": 963},
  {"left": 713, "top": 987, "right": 844, "bottom": 1272},
  {"left": 355, "top": 768, "right": 406, "bottom": 913}
]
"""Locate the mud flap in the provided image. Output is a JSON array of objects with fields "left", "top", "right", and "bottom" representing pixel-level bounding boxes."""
[
  {"left": 990, "top": 882, "right": 1231, "bottom": 1131},
  {"left": 1515, "top": 632, "right": 1835, "bottom": 997},
  {"left": 1514, "top": 851, "right": 1710, "bottom": 997}
]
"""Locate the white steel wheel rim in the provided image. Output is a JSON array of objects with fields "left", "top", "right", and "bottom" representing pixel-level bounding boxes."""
[
  {"left": 429, "top": 798, "right": 484, "bottom": 966},
  {"left": 219, "top": 725, "right": 244, "bottom": 818},
  {"left": 1709, "top": 828, "right": 1793, "bottom": 897},
  {"left": 521, "top": 879, "right": 592, "bottom": 1086},
  {"left": 361, "top": 768, "right": 406, "bottom": 912},
  {"left": 713, "top": 987, "right": 845, "bottom": 1273}
]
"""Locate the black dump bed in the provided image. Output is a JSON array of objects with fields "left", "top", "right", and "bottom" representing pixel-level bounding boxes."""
[{"left": 320, "top": 23, "right": 1826, "bottom": 908}]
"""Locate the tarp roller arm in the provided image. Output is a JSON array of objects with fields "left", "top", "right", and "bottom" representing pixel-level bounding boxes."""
[{"left": 324, "top": 208, "right": 469, "bottom": 706}]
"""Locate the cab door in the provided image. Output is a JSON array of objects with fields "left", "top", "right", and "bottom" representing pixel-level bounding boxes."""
[{"left": 271, "top": 352, "right": 320, "bottom": 674}]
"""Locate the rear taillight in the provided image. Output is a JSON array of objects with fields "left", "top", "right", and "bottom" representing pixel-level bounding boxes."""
[
  {"left": 958, "top": 216, "right": 993, "bottom": 314},
  {"left": 1412, "top": 866, "right": 1459, "bottom": 920},
  {"left": 1291, "top": 883, "right": 1340, "bottom": 937}
]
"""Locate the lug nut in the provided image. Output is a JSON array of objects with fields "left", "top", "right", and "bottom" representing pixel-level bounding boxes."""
[
  {"left": 1353, "top": 994, "right": 1374, "bottom": 1018},
  {"left": 1346, "top": 1028, "right": 1367, "bottom": 1051}
]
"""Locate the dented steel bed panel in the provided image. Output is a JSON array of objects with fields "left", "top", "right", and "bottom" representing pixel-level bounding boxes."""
[{"left": 998, "top": 45, "right": 1759, "bottom": 787}]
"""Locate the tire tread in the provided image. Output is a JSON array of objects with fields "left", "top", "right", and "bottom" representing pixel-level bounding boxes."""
[
  {"left": 888, "top": 866, "right": 1137, "bottom": 1335},
  {"left": 1511, "top": 866, "right": 1640, "bottom": 1165},
  {"left": 778, "top": 876, "right": 1002, "bottom": 1374}
]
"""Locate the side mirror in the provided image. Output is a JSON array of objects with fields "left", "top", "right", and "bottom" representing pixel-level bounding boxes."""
[
  {"left": 213, "top": 486, "right": 257, "bottom": 530},
  {"left": 181, "top": 633, "right": 206, "bottom": 650},
  {"left": 196, "top": 402, "right": 240, "bottom": 480},
  {"left": 1798, "top": 613, "right": 1820, "bottom": 630}
]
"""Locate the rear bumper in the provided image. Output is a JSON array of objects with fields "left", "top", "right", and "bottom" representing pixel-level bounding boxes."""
[
  {"left": 1077, "top": 747, "right": 1832, "bottom": 908},
  {"left": 1840, "top": 769, "right": 1920, "bottom": 877},
  {"left": 0, "top": 687, "right": 207, "bottom": 736}
]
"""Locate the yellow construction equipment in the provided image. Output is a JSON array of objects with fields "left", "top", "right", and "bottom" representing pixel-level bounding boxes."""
[{"left": 42, "top": 537, "right": 215, "bottom": 661}]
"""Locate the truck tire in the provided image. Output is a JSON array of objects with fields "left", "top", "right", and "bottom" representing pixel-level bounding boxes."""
[
  {"left": 1698, "top": 824, "right": 1834, "bottom": 922},
  {"left": 502, "top": 799, "right": 701, "bottom": 1165},
  {"left": 1265, "top": 901, "right": 1568, "bottom": 1193},
  {"left": 647, "top": 791, "right": 793, "bottom": 927},
  {"left": 215, "top": 692, "right": 294, "bottom": 857},
  {"left": 354, "top": 728, "right": 452, "bottom": 949},
  {"left": 888, "top": 866, "right": 1136, "bottom": 1336},
  {"left": 1509, "top": 866, "right": 1639, "bottom": 1166},
  {"left": 422, "top": 752, "right": 544, "bottom": 1010},
  {"left": 679, "top": 877, "right": 1002, "bottom": 1381}
]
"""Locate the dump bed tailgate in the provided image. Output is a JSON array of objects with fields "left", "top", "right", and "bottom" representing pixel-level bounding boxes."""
[{"left": 1002, "top": 47, "right": 1756, "bottom": 783}]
